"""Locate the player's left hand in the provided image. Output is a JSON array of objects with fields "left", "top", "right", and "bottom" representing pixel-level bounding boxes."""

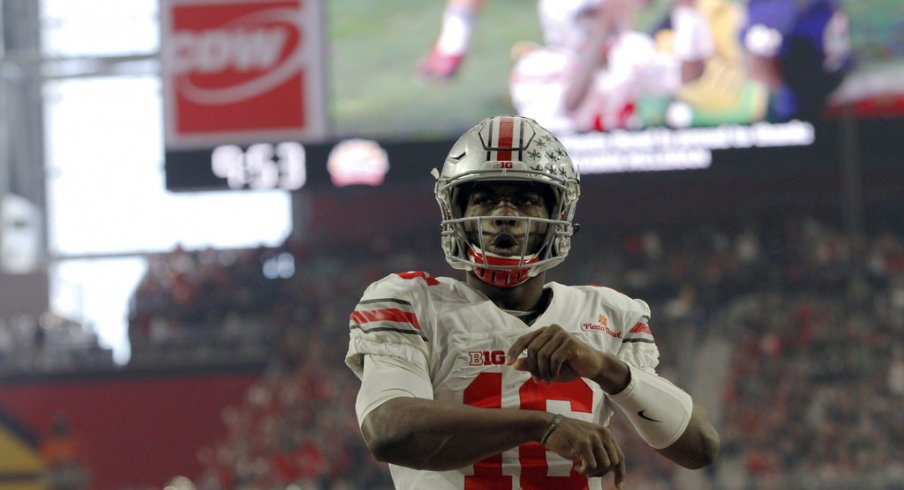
[{"left": 506, "top": 325, "right": 606, "bottom": 384}]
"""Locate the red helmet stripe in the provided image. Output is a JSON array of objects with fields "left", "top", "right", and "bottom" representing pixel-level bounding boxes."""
[
  {"left": 485, "top": 116, "right": 524, "bottom": 163},
  {"left": 496, "top": 116, "right": 514, "bottom": 161}
]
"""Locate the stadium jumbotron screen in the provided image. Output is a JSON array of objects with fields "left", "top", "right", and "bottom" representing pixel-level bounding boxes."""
[{"left": 163, "top": 0, "right": 904, "bottom": 191}]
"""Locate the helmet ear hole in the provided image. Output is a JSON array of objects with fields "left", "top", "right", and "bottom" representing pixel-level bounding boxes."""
[
  {"left": 555, "top": 236, "right": 571, "bottom": 256},
  {"left": 441, "top": 235, "right": 457, "bottom": 256}
]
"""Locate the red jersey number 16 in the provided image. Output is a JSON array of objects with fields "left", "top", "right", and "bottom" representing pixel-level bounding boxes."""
[{"left": 463, "top": 372, "right": 594, "bottom": 490}]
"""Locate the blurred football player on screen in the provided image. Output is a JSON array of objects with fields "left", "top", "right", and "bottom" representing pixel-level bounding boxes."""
[
  {"left": 346, "top": 115, "right": 720, "bottom": 489},
  {"left": 740, "top": 0, "right": 851, "bottom": 121},
  {"left": 509, "top": 0, "right": 716, "bottom": 132}
]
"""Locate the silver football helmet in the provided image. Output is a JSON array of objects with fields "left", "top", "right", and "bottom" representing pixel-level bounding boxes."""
[{"left": 433, "top": 115, "right": 580, "bottom": 287}]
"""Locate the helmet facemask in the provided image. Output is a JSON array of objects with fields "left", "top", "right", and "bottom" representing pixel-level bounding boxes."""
[
  {"left": 434, "top": 115, "right": 580, "bottom": 288},
  {"left": 448, "top": 212, "right": 568, "bottom": 288}
]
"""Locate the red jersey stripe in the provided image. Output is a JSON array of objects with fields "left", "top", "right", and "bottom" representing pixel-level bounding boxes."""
[
  {"left": 350, "top": 308, "right": 422, "bottom": 330},
  {"left": 629, "top": 322, "right": 653, "bottom": 335}
]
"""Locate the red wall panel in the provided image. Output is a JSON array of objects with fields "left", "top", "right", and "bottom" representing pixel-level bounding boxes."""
[{"left": 0, "top": 370, "right": 260, "bottom": 489}]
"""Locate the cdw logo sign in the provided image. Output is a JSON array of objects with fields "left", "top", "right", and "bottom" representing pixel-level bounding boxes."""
[
  {"left": 161, "top": 0, "right": 326, "bottom": 147},
  {"left": 169, "top": 27, "right": 289, "bottom": 78}
]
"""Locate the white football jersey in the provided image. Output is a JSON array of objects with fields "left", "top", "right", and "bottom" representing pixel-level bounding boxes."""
[{"left": 346, "top": 271, "right": 660, "bottom": 490}]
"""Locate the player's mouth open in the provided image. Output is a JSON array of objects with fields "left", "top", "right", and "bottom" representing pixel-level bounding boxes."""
[{"left": 485, "top": 232, "right": 523, "bottom": 256}]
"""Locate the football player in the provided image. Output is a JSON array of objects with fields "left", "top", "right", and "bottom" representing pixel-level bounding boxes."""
[
  {"left": 346, "top": 115, "right": 720, "bottom": 489},
  {"left": 510, "top": 0, "right": 716, "bottom": 132},
  {"left": 740, "top": 0, "right": 852, "bottom": 121}
]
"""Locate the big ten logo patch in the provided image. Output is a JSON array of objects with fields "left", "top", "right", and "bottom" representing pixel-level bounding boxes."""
[{"left": 468, "top": 350, "right": 506, "bottom": 366}]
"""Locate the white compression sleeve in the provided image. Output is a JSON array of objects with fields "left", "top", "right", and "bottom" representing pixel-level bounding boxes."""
[
  {"left": 355, "top": 354, "right": 434, "bottom": 426},
  {"left": 607, "top": 364, "right": 693, "bottom": 449}
]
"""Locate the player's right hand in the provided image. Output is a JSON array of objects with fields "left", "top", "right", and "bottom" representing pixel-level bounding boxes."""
[
  {"left": 506, "top": 324, "right": 606, "bottom": 384},
  {"left": 543, "top": 415, "right": 626, "bottom": 487}
]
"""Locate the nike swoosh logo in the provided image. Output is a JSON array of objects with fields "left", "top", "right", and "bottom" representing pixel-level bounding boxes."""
[{"left": 637, "top": 410, "right": 661, "bottom": 423}]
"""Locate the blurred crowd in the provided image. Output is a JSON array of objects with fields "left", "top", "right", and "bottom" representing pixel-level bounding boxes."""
[
  {"left": 126, "top": 231, "right": 445, "bottom": 370},
  {"left": 139, "top": 235, "right": 444, "bottom": 490},
  {"left": 189, "top": 334, "right": 388, "bottom": 490},
  {"left": 717, "top": 292, "right": 904, "bottom": 489}
]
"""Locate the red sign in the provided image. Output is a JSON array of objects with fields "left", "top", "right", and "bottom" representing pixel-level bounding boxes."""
[{"left": 161, "top": 0, "right": 326, "bottom": 148}]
